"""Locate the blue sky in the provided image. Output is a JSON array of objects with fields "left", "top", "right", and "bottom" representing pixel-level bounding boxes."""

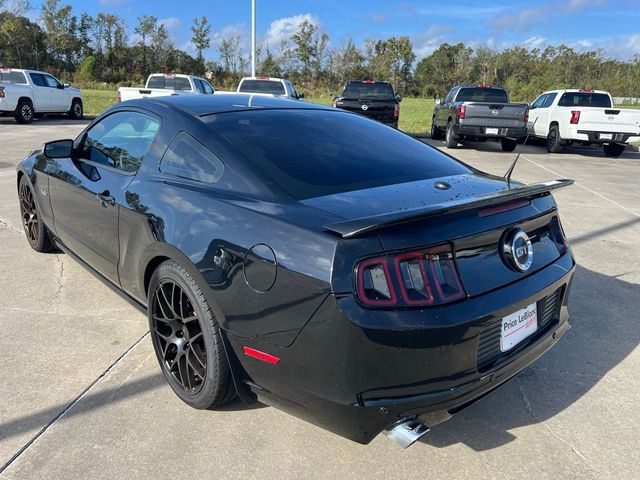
[{"left": 27, "top": 0, "right": 640, "bottom": 60}]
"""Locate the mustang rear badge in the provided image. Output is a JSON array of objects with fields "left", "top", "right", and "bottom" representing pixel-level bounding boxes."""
[{"left": 501, "top": 229, "right": 533, "bottom": 272}]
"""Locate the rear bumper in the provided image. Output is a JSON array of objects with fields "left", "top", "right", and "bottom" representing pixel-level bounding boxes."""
[
  {"left": 575, "top": 129, "right": 638, "bottom": 144},
  {"left": 454, "top": 124, "right": 527, "bottom": 139},
  {"left": 228, "top": 251, "right": 575, "bottom": 444}
]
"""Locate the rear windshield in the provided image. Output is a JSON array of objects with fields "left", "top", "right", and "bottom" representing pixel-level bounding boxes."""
[
  {"left": 456, "top": 87, "right": 509, "bottom": 103},
  {"left": 205, "top": 109, "right": 470, "bottom": 200},
  {"left": 343, "top": 82, "right": 394, "bottom": 98},
  {"left": 146, "top": 75, "right": 192, "bottom": 91},
  {"left": 558, "top": 92, "right": 611, "bottom": 108},
  {"left": 0, "top": 71, "right": 27, "bottom": 84},
  {"left": 238, "top": 80, "right": 285, "bottom": 95}
]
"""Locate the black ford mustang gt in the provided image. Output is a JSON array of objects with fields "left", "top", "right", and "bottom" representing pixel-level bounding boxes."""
[{"left": 16, "top": 94, "right": 575, "bottom": 447}]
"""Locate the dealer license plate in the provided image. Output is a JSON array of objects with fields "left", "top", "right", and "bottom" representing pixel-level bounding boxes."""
[
  {"left": 500, "top": 303, "right": 538, "bottom": 352},
  {"left": 486, "top": 128, "right": 499, "bottom": 135}
]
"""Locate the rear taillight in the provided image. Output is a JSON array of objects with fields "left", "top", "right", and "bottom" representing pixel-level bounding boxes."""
[
  {"left": 117, "top": 90, "right": 121, "bottom": 102},
  {"left": 331, "top": 99, "right": 337, "bottom": 108},
  {"left": 0, "top": 86, "right": 5, "bottom": 98},
  {"left": 456, "top": 105, "right": 466, "bottom": 120},
  {"left": 356, "top": 245, "right": 465, "bottom": 308},
  {"left": 393, "top": 103, "right": 399, "bottom": 118},
  {"left": 570, "top": 110, "right": 580, "bottom": 124},
  {"left": 524, "top": 107, "right": 529, "bottom": 123}
]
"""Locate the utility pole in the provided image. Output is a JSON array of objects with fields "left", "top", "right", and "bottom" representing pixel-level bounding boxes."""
[{"left": 251, "top": 0, "right": 256, "bottom": 77}]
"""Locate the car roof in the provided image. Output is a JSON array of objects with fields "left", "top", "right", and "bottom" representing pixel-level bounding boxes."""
[{"left": 127, "top": 93, "right": 331, "bottom": 117}]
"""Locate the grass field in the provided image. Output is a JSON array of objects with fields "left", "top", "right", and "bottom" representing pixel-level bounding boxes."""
[{"left": 83, "top": 89, "right": 435, "bottom": 135}]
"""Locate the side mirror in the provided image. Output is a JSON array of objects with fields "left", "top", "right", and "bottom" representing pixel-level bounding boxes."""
[
  {"left": 63, "top": 83, "right": 70, "bottom": 88},
  {"left": 297, "top": 92, "right": 305, "bottom": 99},
  {"left": 396, "top": 95, "right": 402, "bottom": 103},
  {"left": 43, "top": 139, "right": 73, "bottom": 159},
  {"left": 435, "top": 99, "right": 441, "bottom": 105}
]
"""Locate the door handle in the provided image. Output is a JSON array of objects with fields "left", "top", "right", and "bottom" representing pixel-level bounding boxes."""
[{"left": 97, "top": 190, "right": 115, "bottom": 207}]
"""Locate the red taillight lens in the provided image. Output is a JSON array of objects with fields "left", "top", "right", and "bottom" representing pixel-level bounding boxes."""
[
  {"left": 331, "top": 99, "right": 337, "bottom": 108},
  {"left": 457, "top": 105, "right": 466, "bottom": 120},
  {"left": 393, "top": 103, "right": 399, "bottom": 118},
  {"left": 0, "top": 86, "right": 5, "bottom": 98},
  {"left": 570, "top": 110, "right": 580, "bottom": 124},
  {"left": 524, "top": 107, "right": 529, "bottom": 123},
  {"left": 356, "top": 246, "right": 465, "bottom": 308},
  {"left": 117, "top": 91, "right": 121, "bottom": 102}
]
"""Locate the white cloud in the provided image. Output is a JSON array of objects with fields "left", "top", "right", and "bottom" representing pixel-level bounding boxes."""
[
  {"left": 524, "top": 35, "right": 547, "bottom": 49},
  {"left": 412, "top": 24, "right": 456, "bottom": 59},
  {"left": 261, "top": 13, "right": 321, "bottom": 52},
  {"left": 159, "top": 17, "right": 182, "bottom": 33}
]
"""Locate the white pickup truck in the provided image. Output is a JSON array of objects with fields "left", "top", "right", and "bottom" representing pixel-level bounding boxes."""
[
  {"left": 237, "top": 76, "right": 304, "bottom": 100},
  {"left": 117, "top": 73, "right": 215, "bottom": 102},
  {"left": 528, "top": 89, "right": 640, "bottom": 157},
  {"left": 0, "top": 68, "right": 83, "bottom": 124}
]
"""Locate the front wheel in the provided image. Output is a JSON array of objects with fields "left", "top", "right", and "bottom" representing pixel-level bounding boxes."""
[
  {"left": 18, "top": 176, "right": 54, "bottom": 252},
  {"left": 603, "top": 143, "right": 625, "bottom": 157},
  {"left": 69, "top": 99, "right": 83, "bottom": 120},
  {"left": 501, "top": 137, "right": 518, "bottom": 152},
  {"left": 431, "top": 118, "right": 442, "bottom": 140},
  {"left": 148, "top": 260, "right": 236, "bottom": 409},
  {"left": 445, "top": 121, "right": 458, "bottom": 148}
]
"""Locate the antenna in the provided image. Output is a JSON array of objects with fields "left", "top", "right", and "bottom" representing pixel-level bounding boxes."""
[{"left": 504, "top": 118, "right": 537, "bottom": 187}]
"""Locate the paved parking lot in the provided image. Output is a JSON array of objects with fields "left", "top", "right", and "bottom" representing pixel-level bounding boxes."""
[{"left": 0, "top": 117, "right": 638, "bottom": 479}]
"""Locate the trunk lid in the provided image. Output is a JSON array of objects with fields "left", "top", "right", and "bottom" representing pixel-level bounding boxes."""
[
  {"left": 336, "top": 97, "right": 396, "bottom": 123},
  {"left": 304, "top": 173, "right": 569, "bottom": 297}
]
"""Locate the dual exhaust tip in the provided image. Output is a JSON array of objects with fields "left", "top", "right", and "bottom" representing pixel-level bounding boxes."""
[{"left": 383, "top": 418, "right": 430, "bottom": 449}]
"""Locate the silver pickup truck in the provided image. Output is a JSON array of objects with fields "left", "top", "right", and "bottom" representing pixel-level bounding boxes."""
[{"left": 431, "top": 85, "right": 529, "bottom": 151}]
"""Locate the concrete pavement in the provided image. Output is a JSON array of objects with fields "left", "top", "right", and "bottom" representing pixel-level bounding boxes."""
[{"left": 0, "top": 118, "right": 638, "bottom": 479}]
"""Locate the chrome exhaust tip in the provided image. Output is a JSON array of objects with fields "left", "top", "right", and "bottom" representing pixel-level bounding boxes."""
[{"left": 383, "top": 418, "right": 430, "bottom": 448}]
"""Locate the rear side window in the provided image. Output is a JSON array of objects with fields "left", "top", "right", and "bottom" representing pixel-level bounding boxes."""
[
  {"left": 456, "top": 87, "right": 509, "bottom": 103},
  {"left": 0, "top": 71, "right": 27, "bottom": 84},
  {"left": 82, "top": 111, "right": 160, "bottom": 173},
  {"left": 343, "top": 82, "right": 394, "bottom": 98},
  {"left": 542, "top": 93, "right": 557, "bottom": 108},
  {"left": 160, "top": 131, "right": 224, "bottom": 183},
  {"left": 239, "top": 80, "right": 285, "bottom": 95},
  {"left": 205, "top": 109, "right": 470, "bottom": 200},
  {"left": 558, "top": 92, "right": 611, "bottom": 108}
]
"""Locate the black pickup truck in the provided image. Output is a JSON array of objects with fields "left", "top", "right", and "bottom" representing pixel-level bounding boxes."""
[
  {"left": 431, "top": 85, "right": 528, "bottom": 151},
  {"left": 332, "top": 80, "right": 400, "bottom": 128}
]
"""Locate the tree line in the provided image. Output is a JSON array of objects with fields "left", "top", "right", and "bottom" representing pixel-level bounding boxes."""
[{"left": 1, "top": 0, "right": 639, "bottom": 100}]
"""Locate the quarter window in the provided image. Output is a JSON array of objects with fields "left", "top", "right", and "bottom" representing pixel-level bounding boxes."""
[
  {"left": 160, "top": 131, "right": 224, "bottom": 183},
  {"left": 82, "top": 111, "right": 160, "bottom": 173}
]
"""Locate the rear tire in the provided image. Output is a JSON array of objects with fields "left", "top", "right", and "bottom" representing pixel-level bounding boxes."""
[
  {"left": 18, "top": 176, "right": 54, "bottom": 252},
  {"left": 69, "top": 99, "right": 83, "bottom": 120},
  {"left": 546, "top": 125, "right": 563, "bottom": 153},
  {"left": 445, "top": 121, "right": 458, "bottom": 148},
  {"left": 431, "top": 118, "right": 442, "bottom": 140},
  {"left": 15, "top": 99, "right": 34, "bottom": 124},
  {"left": 148, "top": 260, "right": 236, "bottom": 409},
  {"left": 501, "top": 137, "right": 518, "bottom": 152},
  {"left": 603, "top": 143, "right": 625, "bottom": 157}
]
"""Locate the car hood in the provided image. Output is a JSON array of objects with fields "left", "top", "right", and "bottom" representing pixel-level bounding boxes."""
[{"left": 300, "top": 173, "right": 516, "bottom": 220}]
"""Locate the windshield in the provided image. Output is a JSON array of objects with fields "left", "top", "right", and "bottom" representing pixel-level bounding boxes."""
[
  {"left": 238, "top": 80, "right": 285, "bottom": 95},
  {"left": 456, "top": 87, "right": 509, "bottom": 103},
  {"left": 342, "top": 82, "right": 395, "bottom": 98},
  {"left": 205, "top": 109, "right": 470, "bottom": 200},
  {"left": 558, "top": 92, "right": 611, "bottom": 108}
]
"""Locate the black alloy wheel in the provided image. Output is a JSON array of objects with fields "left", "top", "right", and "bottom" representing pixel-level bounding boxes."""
[
  {"left": 70, "top": 99, "right": 83, "bottom": 120},
  {"left": 431, "top": 119, "right": 441, "bottom": 140},
  {"left": 15, "top": 99, "right": 34, "bottom": 124},
  {"left": 18, "top": 176, "right": 54, "bottom": 252},
  {"left": 152, "top": 279, "right": 208, "bottom": 394},
  {"left": 546, "top": 125, "right": 563, "bottom": 153}
]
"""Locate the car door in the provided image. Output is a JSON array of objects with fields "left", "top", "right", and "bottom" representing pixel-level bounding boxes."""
[
  {"left": 535, "top": 93, "right": 558, "bottom": 136},
  {"left": 438, "top": 88, "right": 456, "bottom": 126},
  {"left": 48, "top": 110, "right": 161, "bottom": 284},
  {"left": 43, "top": 73, "right": 69, "bottom": 112},
  {"left": 28, "top": 73, "right": 52, "bottom": 111},
  {"left": 528, "top": 94, "right": 547, "bottom": 136}
]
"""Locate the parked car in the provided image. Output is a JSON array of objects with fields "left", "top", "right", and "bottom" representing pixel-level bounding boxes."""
[
  {"left": 431, "top": 85, "right": 528, "bottom": 151},
  {"left": 117, "top": 73, "right": 215, "bottom": 102},
  {"left": 332, "top": 80, "right": 400, "bottom": 128},
  {"left": 0, "top": 68, "right": 83, "bottom": 124},
  {"left": 527, "top": 89, "right": 640, "bottom": 157},
  {"left": 236, "top": 76, "right": 303, "bottom": 100},
  {"left": 17, "top": 94, "right": 575, "bottom": 448}
]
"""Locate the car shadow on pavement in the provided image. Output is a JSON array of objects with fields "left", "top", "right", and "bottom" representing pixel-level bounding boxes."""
[
  {"left": 0, "top": 117, "right": 90, "bottom": 127},
  {"left": 420, "top": 263, "right": 639, "bottom": 451}
]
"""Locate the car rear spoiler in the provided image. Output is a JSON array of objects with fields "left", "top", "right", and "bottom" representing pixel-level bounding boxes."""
[{"left": 323, "top": 179, "right": 574, "bottom": 238}]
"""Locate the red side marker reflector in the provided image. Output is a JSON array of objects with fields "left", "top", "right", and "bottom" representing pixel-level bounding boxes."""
[{"left": 242, "top": 346, "right": 281, "bottom": 364}]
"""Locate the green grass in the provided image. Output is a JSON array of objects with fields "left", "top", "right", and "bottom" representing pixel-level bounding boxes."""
[{"left": 83, "top": 89, "right": 436, "bottom": 135}]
